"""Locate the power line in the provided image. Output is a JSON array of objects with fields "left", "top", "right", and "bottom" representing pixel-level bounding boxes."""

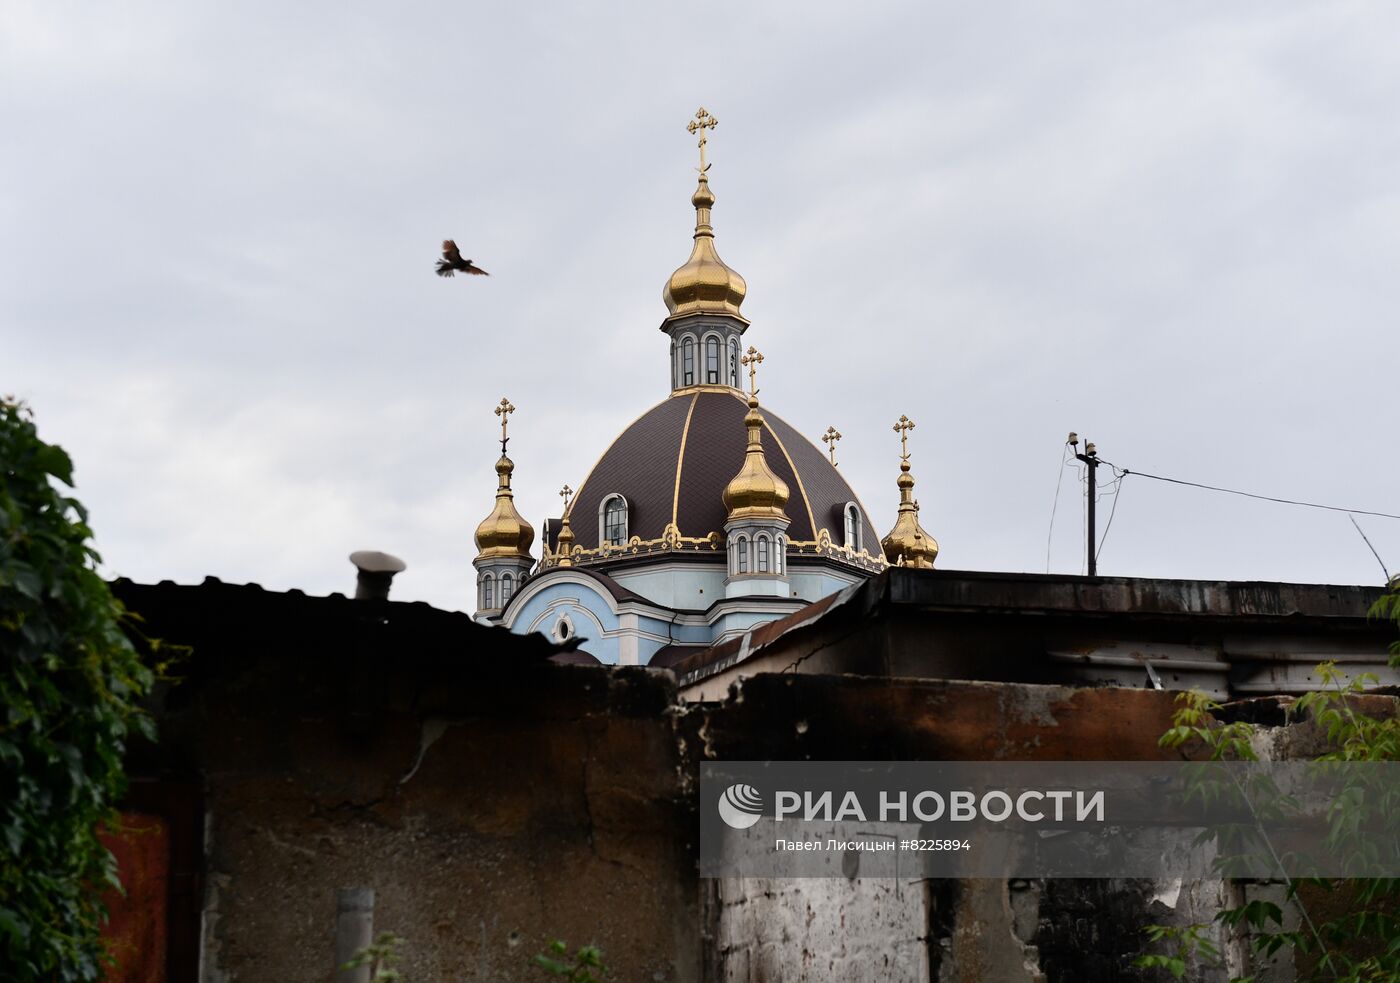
[
  {"left": 1045, "top": 443, "right": 1071, "bottom": 573},
  {"left": 1349, "top": 515, "right": 1391, "bottom": 582},
  {"left": 1099, "top": 462, "right": 1400, "bottom": 521},
  {"left": 1095, "top": 468, "right": 1126, "bottom": 563}
]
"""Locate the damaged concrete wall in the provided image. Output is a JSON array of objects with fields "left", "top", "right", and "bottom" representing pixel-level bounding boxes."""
[
  {"left": 690, "top": 679, "right": 1399, "bottom": 983},
  {"left": 118, "top": 574, "right": 1389, "bottom": 982},
  {"left": 709, "top": 877, "right": 929, "bottom": 982},
  {"left": 139, "top": 650, "right": 1239, "bottom": 982},
  {"left": 136, "top": 647, "right": 697, "bottom": 982},
  {"left": 687, "top": 675, "right": 1248, "bottom": 983}
]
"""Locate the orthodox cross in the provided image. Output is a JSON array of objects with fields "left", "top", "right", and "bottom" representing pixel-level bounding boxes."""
[
  {"left": 559, "top": 484, "right": 574, "bottom": 513},
  {"left": 687, "top": 107, "right": 718, "bottom": 173},
  {"left": 894, "top": 415, "right": 915, "bottom": 462},
  {"left": 494, "top": 397, "right": 515, "bottom": 454},
  {"left": 822, "top": 426, "right": 842, "bottom": 466},
  {"left": 741, "top": 346, "right": 764, "bottom": 398}
]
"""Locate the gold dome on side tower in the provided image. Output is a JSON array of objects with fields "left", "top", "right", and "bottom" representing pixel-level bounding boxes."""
[
  {"left": 473, "top": 398, "right": 535, "bottom": 560},
  {"left": 474, "top": 455, "right": 535, "bottom": 558},
  {"left": 881, "top": 416, "right": 939, "bottom": 569},
  {"left": 723, "top": 399, "right": 791, "bottom": 519},
  {"left": 662, "top": 108, "right": 748, "bottom": 322},
  {"left": 723, "top": 347, "right": 789, "bottom": 520}
]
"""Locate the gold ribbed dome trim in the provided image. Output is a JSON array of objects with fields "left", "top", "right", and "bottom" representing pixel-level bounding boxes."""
[
  {"left": 671, "top": 392, "right": 700, "bottom": 526},
  {"left": 474, "top": 454, "right": 536, "bottom": 559},
  {"left": 662, "top": 173, "right": 748, "bottom": 321},
  {"left": 723, "top": 395, "right": 791, "bottom": 521}
]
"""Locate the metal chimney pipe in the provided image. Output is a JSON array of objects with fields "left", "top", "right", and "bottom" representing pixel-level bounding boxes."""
[
  {"left": 334, "top": 887, "right": 375, "bottom": 983},
  {"left": 349, "top": 551, "right": 406, "bottom": 601}
]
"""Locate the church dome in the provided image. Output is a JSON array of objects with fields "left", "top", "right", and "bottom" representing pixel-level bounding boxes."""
[
  {"left": 474, "top": 455, "right": 535, "bottom": 558},
  {"left": 561, "top": 390, "right": 881, "bottom": 563},
  {"left": 880, "top": 463, "right": 939, "bottom": 569},
  {"left": 722, "top": 396, "right": 790, "bottom": 519},
  {"left": 662, "top": 174, "right": 748, "bottom": 321}
]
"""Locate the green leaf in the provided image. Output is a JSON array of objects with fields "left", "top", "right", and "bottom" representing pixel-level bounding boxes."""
[
  {"left": 32, "top": 443, "right": 73, "bottom": 486},
  {"left": 0, "top": 905, "right": 29, "bottom": 946}
]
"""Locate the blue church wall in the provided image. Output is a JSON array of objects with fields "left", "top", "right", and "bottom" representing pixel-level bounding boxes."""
[
  {"left": 508, "top": 580, "right": 624, "bottom": 663},
  {"left": 500, "top": 560, "right": 872, "bottom": 666}
]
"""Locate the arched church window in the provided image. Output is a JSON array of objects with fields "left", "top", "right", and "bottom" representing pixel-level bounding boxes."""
[
  {"left": 737, "top": 537, "right": 749, "bottom": 574},
  {"left": 706, "top": 337, "right": 720, "bottom": 384},
  {"left": 482, "top": 574, "right": 494, "bottom": 609},
  {"left": 776, "top": 536, "right": 785, "bottom": 574},
  {"left": 757, "top": 535, "right": 771, "bottom": 573},
  {"left": 682, "top": 338, "right": 695, "bottom": 386},
  {"left": 500, "top": 573, "right": 514, "bottom": 604},
  {"left": 844, "top": 504, "right": 862, "bottom": 551},
  {"left": 729, "top": 339, "right": 740, "bottom": 386},
  {"left": 601, "top": 495, "right": 628, "bottom": 545}
]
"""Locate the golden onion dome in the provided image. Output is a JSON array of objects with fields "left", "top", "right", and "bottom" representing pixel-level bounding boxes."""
[
  {"left": 881, "top": 461, "right": 938, "bottom": 569},
  {"left": 474, "top": 455, "right": 535, "bottom": 559},
  {"left": 662, "top": 174, "right": 748, "bottom": 321},
  {"left": 722, "top": 396, "right": 791, "bottom": 520}
]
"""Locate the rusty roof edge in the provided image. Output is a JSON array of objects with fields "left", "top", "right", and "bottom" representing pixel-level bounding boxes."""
[
  {"left": 109, "top": 577, "right": 575, "bottom": 657},
  {"left": 884, "top": 568, "right": 1387, "bottom": 622},
  {"left": 669, "top": 576, "right": 882, "bottom": 680}
]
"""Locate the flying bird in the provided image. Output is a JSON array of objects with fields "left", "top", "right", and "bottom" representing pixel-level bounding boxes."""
[{"left": 435, "top": 240, "right": 489, "bottom": 277}]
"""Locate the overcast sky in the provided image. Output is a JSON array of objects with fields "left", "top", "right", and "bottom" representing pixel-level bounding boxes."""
[{"left": 5, "top": 2, "right": 1398, "bottom": 612}]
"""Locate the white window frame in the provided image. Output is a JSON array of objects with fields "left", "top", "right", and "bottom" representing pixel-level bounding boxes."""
[
  {"left": 703, "top": 332, "right": 723, "bottom": 385},
  {"left": 554, "top": 614, "right": 574, "bottom": 641},
  {"left": 599, "top": 494, "right": 629, "bottom": 546},
  {"left": 681, "top": 336, "right": 696, "bottom": 387},
  {"left": 844, "top": 503, "right": 862, "bottom": 551}
]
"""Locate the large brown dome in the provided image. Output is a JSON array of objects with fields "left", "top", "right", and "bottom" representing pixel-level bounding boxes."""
[{"left": 565, "top": 389, "right": 881, "bottom": 556}]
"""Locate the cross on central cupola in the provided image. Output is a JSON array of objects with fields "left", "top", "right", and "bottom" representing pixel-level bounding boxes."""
[
  {"left": 662, "top": 106, "right": 750, "bottom": 392},
  {"left": 687, "top": 108, "right": 718, "bottom": 173}
]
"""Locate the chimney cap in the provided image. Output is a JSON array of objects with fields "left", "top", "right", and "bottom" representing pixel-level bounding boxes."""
[{"left": 349, "top": 550, "right": 407, "bottom": 574}]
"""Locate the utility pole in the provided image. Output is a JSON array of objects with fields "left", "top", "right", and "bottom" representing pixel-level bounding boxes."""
[{"left": 1069, "top": 433, "right": 1100, "bottom": 576}]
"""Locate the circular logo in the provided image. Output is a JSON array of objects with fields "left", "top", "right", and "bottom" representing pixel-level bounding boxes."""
[{"left": 717, "top": 783, "right": 764, "bottom": 829}]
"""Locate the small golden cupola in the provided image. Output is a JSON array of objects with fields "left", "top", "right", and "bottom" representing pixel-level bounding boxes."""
[
  {"left": 474, "top": 454, "right": 535, "bottom": 558},
  {"left": 722, "top": 349, "right": 791, "bottom": 597},
  {"left": 662, "top": 108, "right": 748, "bottom": 323},
  {"left": 553, "top": 485, "right": 576, "bottom": 568},
  {"left": 472, "top": 398, "right": 535, "bottom": 619},
  {"left": 881, "top": 415, "right": 939, "bottom": 569},
  {"left": 723, "top": 348, "right": 789, "bottom": 519}
]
